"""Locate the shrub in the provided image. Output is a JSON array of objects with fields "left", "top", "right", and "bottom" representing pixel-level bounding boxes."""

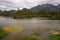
[{"left": 0, "top": 28, "right": 9, "bottom": 39}]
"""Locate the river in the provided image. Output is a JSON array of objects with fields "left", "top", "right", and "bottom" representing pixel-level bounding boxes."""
[{"left": 0, "top": 16, "right": 60, "bottom": 40}]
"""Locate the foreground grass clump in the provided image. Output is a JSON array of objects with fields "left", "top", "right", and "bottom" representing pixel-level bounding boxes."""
[
  {"left": 3, "top": 26, "right": 22, "bottom": 33},
  {"left": 33, "top": 32, "right": 41, "bottom": 36},
  {"left": 0, "top": 28, "right": 9, "bottom": 39},
  {"left": 23, "top": 36, "right": 38, "bottom": 40},
  {"left": 51, "top": 31, "right": 60, "bottom": 35},
  {"left": 48, "top": 31, "right": 60, "bottom": 40},
  {"left": 23, "top": 32, "right": 41, "bottom": 40}
]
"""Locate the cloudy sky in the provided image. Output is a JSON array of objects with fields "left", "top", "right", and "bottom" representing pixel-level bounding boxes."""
[{"left": 0, "top": 0, "right": 60, "bottom": 11}]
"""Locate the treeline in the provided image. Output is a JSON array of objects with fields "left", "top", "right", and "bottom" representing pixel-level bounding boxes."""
[{"left": 0, "top": 9, "right": 60, "bottom": 20}]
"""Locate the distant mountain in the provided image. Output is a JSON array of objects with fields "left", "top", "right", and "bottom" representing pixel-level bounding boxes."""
[
  {"left": 10, "top": 10, "right": 16, "bottom": 12},
  {"left": 0, "top": 10, "right": 2, "bottom": 12},
  {"left": 57, "top": 4, "right": 60, "bottom": 8},
  {"left": 31, "top": 4, "right": 58, "bottom": 11},
  {"left": 31, "top": 5, "right": 42, "bottom": 11},
  {"left": 1, "top": 4, "right": 60, "bottom": 12},
  {"left": 22, "top": 8, "right": 28, "bottom": 10}
]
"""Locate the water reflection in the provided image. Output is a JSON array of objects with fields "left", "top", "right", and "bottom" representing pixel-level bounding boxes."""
[{"left": 0, "top": 17, "right": 60, "bottom": 32}]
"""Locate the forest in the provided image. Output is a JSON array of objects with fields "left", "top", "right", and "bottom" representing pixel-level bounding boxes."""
[{"left": 0, "top": 7, "right": 60, "bottom": 20}]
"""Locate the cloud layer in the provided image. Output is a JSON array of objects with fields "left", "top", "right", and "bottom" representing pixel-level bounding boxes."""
[{"left": 0, "top": 0, "right": 60, "bottom": 10}]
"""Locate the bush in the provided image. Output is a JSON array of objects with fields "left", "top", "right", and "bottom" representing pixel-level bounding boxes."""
[{"left": 0, "top": 28, "right": 9, "bottom": 39}]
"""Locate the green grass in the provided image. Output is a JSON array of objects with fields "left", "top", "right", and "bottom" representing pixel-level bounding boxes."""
[
  {"left": 0, "top": 28, "right": 9, "bottom": 39},
  {"left": 33, "top": 32, "right": 41, "bottom": 36},
  {"left": 23, "top": 36, "right": 39, "bottom": 40},
  {"left": 48, "top": 31, "right": 60, "bottom": 40},
  {"left": 23, "top": 32, "right": 41, "bottom": 40}
]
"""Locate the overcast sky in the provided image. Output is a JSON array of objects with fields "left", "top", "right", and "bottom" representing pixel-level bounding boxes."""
[{"left": 0, "top": 0, "right": 60, "bottom": 11}]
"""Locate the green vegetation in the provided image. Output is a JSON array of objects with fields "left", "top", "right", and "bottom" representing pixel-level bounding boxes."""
[
  {"left": 48, "top": 31, "right": 60, "bottom": 40},
  {"left": 33, "top": 32, "right": 41, "bottom": 36},
  {"left": 3, "top": 26, "right": 21, "bottom": 33},
  {"left": 0, "top": 28, "right": 9, "bottom": 39},
  {"left": 0, "top": 9, "right": 60, "bottom": 20},
  {"left": 23, "top": 32, "right": 41, "bottom": 40},
  {"left": 23, "top": 36, "right": 39, "bottom": 40}
]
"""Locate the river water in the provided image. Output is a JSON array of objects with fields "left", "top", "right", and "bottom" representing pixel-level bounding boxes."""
[{"left": 0, "top": 17, "right": 60, "bottom": 40}]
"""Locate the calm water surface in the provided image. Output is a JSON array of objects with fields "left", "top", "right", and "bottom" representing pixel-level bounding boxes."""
[
  {"left": 0, "top": 17, "right": 60, "bottom": 30},
  {"left": 0, "top": 17, "right": 60, "bottom": 40}
]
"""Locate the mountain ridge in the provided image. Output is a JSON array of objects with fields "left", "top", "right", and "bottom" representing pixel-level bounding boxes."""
[
  {"left": 0, "top": 4, "right": 60, "bottom": 11},
  {"left": 31, "top": 4, "right": 59, "bottom": 11}
]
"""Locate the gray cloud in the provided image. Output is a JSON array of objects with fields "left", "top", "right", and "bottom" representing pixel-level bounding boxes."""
[{"left": 0, "top": 0, "right": 60, "bottom": 10}]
